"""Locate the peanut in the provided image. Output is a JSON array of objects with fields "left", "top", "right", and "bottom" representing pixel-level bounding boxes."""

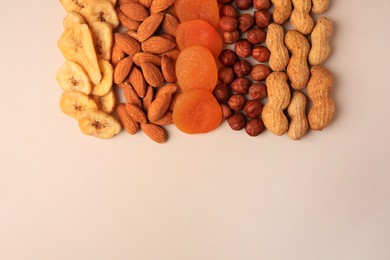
[
  {"left": 312, "top": 0, "right": 329, "bottom": 14},
  {"left": 287, "top": 91, "right": 308, "bottom": 140},
  {"left": 290, "top": 0, "right": 314, "bottom": 35},
  {"left": 262, "top": 72, "right": 291, "bottom": 135},
  {"left": 266, "top": 23, "right": 290, "bottom": 72},
  {"left": 285, "top": 30, "right": 310, "bottom": 89},
  {"left": 307, "top": 66, "right": 335, "bottom": 130},
  {"left": 271, "top": 0, "right": 292, "bottom": 24},
  {"left": 309, "top": 17, "right": 333, "bottom": 65}
]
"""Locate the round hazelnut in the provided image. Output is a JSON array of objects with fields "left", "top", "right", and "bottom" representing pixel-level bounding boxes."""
[
  {"left": 234, "top": 0, "right": 252, "bottom": 10},
  {"left": 228, "top": 112, "right": 247, "bottom": 130},
  {"left": 213, "top": 83, "right": 231, "bottom": 103},
  {"left": 218, "top": 0, "right": 233, "bottom": 3},
  {"left": 244, "top": 100, "right": 263, "bottom": 118},
  {"left": 228, "top": 94, "right": 246, "bottom": 111},
  {"left": 218, "top": 67, "right": 235, "bottom": 84},
  {"left": 238, "top": 13, "right": 254, "bottom": 33},
  {"left": 231, "top": 77, "right": 251, "bottom": 94},
  {"left": 218, "top": 49, "right": 238, "bottom": 67},
  {"left": 245, "top": 118, "right": 265, "bottom": 136},
  {"left": 220, "top": 104, "right": 232, "bottom": 120},
  {"left": 220, "top": 5, "right": 237, "bottom": 17},
  {"left": 250, "top": 64, "right": 270, "bottom": 81},
  {"left": 248, "top": 82, "right": 267, "bottom": 100},
  {"left": 233, "top": 60, "right": 252, "bottom": 76},
  {"left": 254, "top": 10, "right": 271, "bottom": 28},
  {"left": 253, "top": 0, "right": 271, "bottom": 10},
  {"left": 223, "top": 30, "right": 240, "bottom": 44},
  {"left": 252, "top": 46, "right": 270, "bottom": 62},
  {"left": 219, "top": 16, "right": 238, "bottom": 32},
  {"left": 247, "top": 28, "right": 266, "bottom": 45},
  {"left": 234, "top": 39, "right": 252, "bottom": 58}
]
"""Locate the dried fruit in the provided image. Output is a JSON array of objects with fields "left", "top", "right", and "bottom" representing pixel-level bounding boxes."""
[
  {"left": 56, "top": 61, "right": 92, "bottom": 95},
  {"left": 78, "top": 109, "right": 121, "bottom": 139}
]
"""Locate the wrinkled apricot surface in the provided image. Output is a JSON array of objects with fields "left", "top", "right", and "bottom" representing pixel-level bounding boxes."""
[
  {"left": 174, "top": 0, "right": 220, "bottom": 29},
  {"left": 173, "top": 89, "right": 222, "bottom": 134},
  {"left": 176, "top": 19, "right": 223, "bottom": 60},
  {"left": 176, "top": 45, "right": 218, "bottom": 92}
]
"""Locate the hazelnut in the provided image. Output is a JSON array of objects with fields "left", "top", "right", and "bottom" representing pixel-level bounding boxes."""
[
  {"left": 254, "top": 10, "right": 271, "bottom": 28},
  {"left": 238, "top": 13, "right": 254, "bottom": 33},
  {"left": 234, "top": 39, "right": 252, "bottom": 58},
  {"left": 247, "top": 28, "right": 266, "bottom": 45},
  {"left": 218, "top": 49, "right": 238, "bottom": 67},
  {"left": 252, "top": 46, "right": 270, "bottom": 62},
  {"left": 248, "top": 82, "right": 267, "bottom": 100},
  {"left": 244, "top": 100, "right": 263, "bottom": 118},
  {"left": 219, "top": 16, "right": 238, "bottom": 32},
  {"left": 220, "top": 104, "right": 232, "bottom": 119},
  {"left": 228, "top": 112, "right": 247, "bottom": 130},
  {"left": 233, "top": 60, "right": 252, "bottom": 76},
  {"left": 223, "top": 30, "right": 240, "bottom": 44},
  {"left": 231, "top": 77, "right": 251, "bottom": 94},
  {"left": 218, "top": 0, "right": 233, "bottom": 3},
  {"left": 213, "top": 83, "right": 231, "bottom": 103},
  {"left": 245, "top": 118, "right": 265, "bottom": 136},
  {"left": 218, "top": 67, "right": 235, "bottom": 84},
  {"left": 250, "top": 64, "right": 270, "bottom": 81},
  {"left": 253, "top": 0, "right": 271, "bottom": 10},
  {"left": 228, "top": 94, "right": 246, "bottom": 111},
  {"left": 234, "top": 0, "right": 252, "bottom": 10},
  {"left": 220, "top": 5, "right": 237, "bottom": 17}
]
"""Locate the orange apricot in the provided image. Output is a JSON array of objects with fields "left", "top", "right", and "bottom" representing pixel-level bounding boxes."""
[
  {"left": 176, "top": 19, "right": 223, "bottom": 60},
  {"left": 174, "top": 0, "right": 220, "bottom": 29},
  {"left": 173, "top": 89, "right": 222, "bottom": 134},
  {"left": 176, "top": 45, "right": 218, "bottom": 92}
]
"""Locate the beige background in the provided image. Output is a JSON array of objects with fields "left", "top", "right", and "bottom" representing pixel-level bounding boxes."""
[{"left": 1, "top": 0, "right": 390, "bottom": 259}]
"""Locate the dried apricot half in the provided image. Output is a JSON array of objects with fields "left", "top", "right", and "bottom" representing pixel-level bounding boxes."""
[{"left": 174, "top": 0, "right": 220, "bottom": 29}]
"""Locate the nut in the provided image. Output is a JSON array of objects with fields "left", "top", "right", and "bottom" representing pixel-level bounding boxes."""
[
  {"left": 272, "top": 0, "right": 292, "bottom": 24},
  {"left": 113, "top": 56, "right": 133, "bottom": 84},
  {"left": 248, "top": 82, "right": 267, "bottom": 100},
  {"left": 117, "top": 103, "right": 139, "bottom": 135},
  {"left": 141, "top": 36, "right": 176, "bottom": 54},
  {"left": 228, "top": 94, "right": 246, "bottom": 111},
  {"left": 219, "top": 49, "right": 238, "bottom": 67},
  {"left": 288, "top": 91, "right": 308, "bottom": 140},
  {"left": 219, "top": 16, "right": 238, "bottom": 32},
  {"left": 213, "top": 83, "right": 231, "bottom": 102},
  {"left": 244, "top": 100, "right": 263, "bottom": 118},
  {"left": 234, "top": 0, "right": 252, "bottom": 10},
  {"left": 250, "top": 64, "right": 270, "bottom": 81},
  {"left": 247, "top": 28, "right": 266, "bottom": 45},
  {"left": 161, "top": 55, "right": 177, "bottom": 83},
  {"left": 266, "top": 23, "right": 290, "bottom": 71},
  {"left": 148, "top": 92, "right": 172, "bottom": 122},
  {"left": 238, "top": 13, "right": 254, "bottom": 32},
  {"left": 141, "top": 123, "right": 168, "bottom": 144},
  {"left": 254, "top": 10, "right": 271, "bottom": 28},
  {"left": 312, "top": 0, "right": 329, "bottom": 14},
  {"left": 141, "top": 62, "right": 164, "bottom": 87},
  {"left": 290, "top": 0, "right": 314, "bottom": 35},
  {"left": 233, "top": 60, "right": 252, "bottom": 77},
  {"left": 228, "top": 112, "right": 247, "bottom": 130},
  {"left": 220, "top": 104, "right": 232, "bottom": 119},
  {"left": 252, "top": 46, "right": 270, "bottom": 62},
  {"left": 220, "top": 5, "right": 237, "bottom": 17},
  {"left": 234, "top": 39, "right": 252, "bottom": 58},
  {"left": 308, "top": 17, "right": 333, "bottom": 66},
  {"left": 245, "top": 118, "right": 265, "bottom": 136},
  {"left": 223, "top": 30, "right": 240, "bottom": 44},
  {"left": 218, "top": 67, "right": 235, "bottom": 84},
  {"left": 137, "top": 12, "right": 164, "bottom": 41},
  {"left": 231, "top": 77, "right": 251, "bottom": 94},
  {"left": 253, "top": 0, "right": 271, "bottom": 10}
]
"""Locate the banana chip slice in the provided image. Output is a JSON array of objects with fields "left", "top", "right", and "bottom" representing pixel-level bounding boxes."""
[
  {"left": 60, "top": 91, "right": 98, "bottom": 119},
  {"left": 78, "top": 109, "right": 121, "bottom": 139},
  {"left": 93, "top": 89, "right": 116, "bottom": 113},
  {"left": 90, "top": 22, "right": 113, "bottom": 61},
  {"left": 63, "top": 11, "right": 86, "bottom": 29},
  {"left": 56, "top": 61, "right": 92, "bottom": 95},
  {"left": 92, "top": 60, "right": 113, "bottom": 96},
  {"left": 80, "top": 0, "right": 119, "bottom": 28}
]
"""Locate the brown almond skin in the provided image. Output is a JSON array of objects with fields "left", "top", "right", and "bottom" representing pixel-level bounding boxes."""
[
  {"left": 141, "top": 36, "right": 176, "bottom": 54},
  {"left": 111, "top": 43, "right": 126, "bottom": 66},
  {"left": 161, "top": 55, "right": 177, "bottom": 83},
  {"left": 117, "top": 103, "right": 140, "bottom": 135},
  {"left": 143, "top": 86, "right": 154, "bottom": 111},
  {"left": 115, "top": 33, "right": 141, "bottom": 55},
  {"left": 125, "top": 103, "right": 147, "bottom": 124},
  {"left": 141, "top": 62, "right": 164, "bottom": 87},
  {"left": 133, "top": 52, "right": 162, "bottom": 66},
  {"left": 155, "top": 83, "right": 178, "bottom": 99},
  {"left": 116, "top": 7, "right": 141, "bottom": 30},
  {"left": 162, "top": 13, "right": 179, "bottom": 36},
  {"left": 153, "top": 111, "right": 174, "bottom": 125},
  {"left": 137, "top": 13, "right": 164, "bottom": 42},
  {"left": 141, "top": 123, "right": 168, "bottom": 143},
  {"left": 150, "top": 0, "right": 175, "bottom": 13},
  {"left": 120, "top": 3, "right": 149, "bottom": 22},
  {"left": 113, "top": 56, "right": 133, "bottom": 84},
  {"left": 122, "top": 82, "right": 142, "bottom": 107},
  {"left": 148, "top": 93, "right": 172, "bottom": 122},
  {"left": 129, "top": 67, "right": 147, "bottom": 98}
]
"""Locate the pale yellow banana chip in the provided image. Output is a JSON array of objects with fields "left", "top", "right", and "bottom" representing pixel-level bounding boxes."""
[
  {"left": 63, "top": 11, "right": 86, "bottom": 29},
  {"left": 90, "top": 22, "right": 113, "bottom": 61},
  {"left": 93, "top": 89, "right": 116, "bottom": 113},
  {"left": 92, "top": 60, "right": 113, "bottom": 96},
  {"left": 59, "top": 90, "right": 98, "bottom": 119},
  {"left": 60, "top": 0, "right": 86, "bottom": 13},
  {"left": 56, "top": 61, "right": 92, "bottom": 95},
  {"left": 80, "top": 0, "right": 119, "bottom": 28},
  {"left": 78, "top": 109, "right": 121, "bottom": 139}
]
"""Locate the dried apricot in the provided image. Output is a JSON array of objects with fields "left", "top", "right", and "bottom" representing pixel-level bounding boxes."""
[
  {"left": 174, "top": 0, "right": 220, "bottom": 29},
  {"left": 176, "top": 19, "right": 223, "bottom": 60},
  {"left": 173, "top": 89, "right": 222, "bottom": 134},
  {"left": 176, "top": 45, "right": 218, "bottom": 92}
]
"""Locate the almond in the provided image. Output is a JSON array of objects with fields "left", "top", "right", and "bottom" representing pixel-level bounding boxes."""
[
  {"left": 161, "top": 55, "right": 176, "bottom": 83},
  {"left": 117, "top": 103, "right": 140, "bottom": 135},
  {"left": 158, "top": 32, "right": 175, "bottom": 41},
  {"left": 113, "top": 56, "right": 133, "bottom": 84},
  {"left": 125, "top": 103, "right": 147, "bottom": 124},
  {"left": 129, "top": 67, "right": 147, "bottom": 98},
  {"left": 133, "top": 52, "right": 162, "bottom": 66},
  {"left": 123, "top": 30, "right": 142, "bottom": 42},
  {"left": 143, "top": 86, "right": 154, "bottom": 111},
  {"left": 139, "top": 0, "right": 153, "bottom": 8},
  {"left": 118, "top": 0, "right": 139, "bottom": 5},
  {"left": 122, "top": 82, "right": 142, "bottom": 107},
  {"left": 137, "top": 13, "right": 164, "bottom": 42},
  {"left": 160, "top": 49, "right": 181, "bottom": 61},
  {"left": 148, "top": 93, "right": 172, "bottom": 122},
  {"left": 155, "top": 83, "right": 178, "bottom": 99},
  {"left": 162, "top": 13, "right": 179, "bottom": 36},
  {"left": 141, "top": 123, "right": 168, "bottom": 144},
  {"left": 141, "top": 62, "right": 165, "bottom": 87},
  {"left": 120, "top": 3, "right": 149, "bottom": 22},
  {"left": 111, "top": 42, "right": 125, "bottom": 66},
  {"left": 116, "top": 7, "right": 140, "bottom": 31},
  {"left": 153, "top": 111, "right": 173, "bottom": 126},
  {"left": 141, "top": 36, "right": 175, "bottom": 54},
  {"left": 169, "top": 93, "right": 181, "bottom": 111},
  {"left": 115, "top": 33, "right": 141, "bottom": 55},
  {"left": 150, "top": 0, "right": 175, "bottom": 13}
]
